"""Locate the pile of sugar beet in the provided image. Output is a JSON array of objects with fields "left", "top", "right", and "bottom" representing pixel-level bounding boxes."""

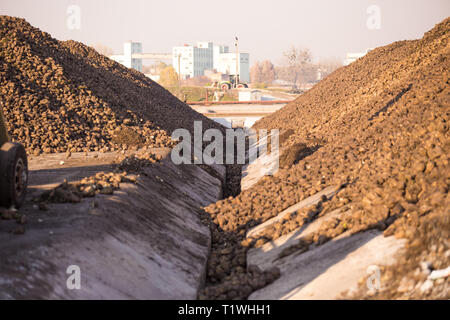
[
  {"left": 0, "top": 16, "right": 221, "bottom": 154},
  {"left": 1, "top": 15, "right": 448, "bottom": 300},
  {"left": 199, "top": 18, "right": 449, "bottom": 300}
]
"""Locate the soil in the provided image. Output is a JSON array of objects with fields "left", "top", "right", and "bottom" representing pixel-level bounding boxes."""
[
  {"left": 1, "top": 15, "right": 448, "bottom": 300},
  {"left": 0, "top": 16, "right": 223, "bottom": 155},
  {"left": 200, "top": 18, "right": 450, "bottom": 299}
]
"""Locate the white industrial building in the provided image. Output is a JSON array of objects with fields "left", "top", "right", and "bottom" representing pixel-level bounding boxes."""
[
  {"left": 110, "top": 40, "right": 250, "bottom": 83},
  {"left": 172, "top": 42, "right": 214, "bottom": 79},
  {"left": 215, "top": 52, "right": 250, "bottom": 83},
  {"left": 110, "top": 41, "right": 143, "bottom": 72},
  {"left": 172, "top": 42, "right": 250, "bottom": 83},
  {"left": 213, "top": 45, "right": 229, "bottom": 70}
]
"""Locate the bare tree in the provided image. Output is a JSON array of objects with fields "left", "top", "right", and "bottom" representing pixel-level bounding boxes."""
[
  {"left": 283, "top": 46, "right": 311, "bottom": 89},
  {"left": 250, "top": 61, "right": 262, "bottom": 84},
  {"left": 251, "top": 60, "right": 275, "bottom": 86},
  {"left": 260, "top": 60, "right": 275, "bottom": 85}
]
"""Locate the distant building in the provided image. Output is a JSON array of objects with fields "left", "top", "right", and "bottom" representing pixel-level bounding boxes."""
[
  {"left": 238, "top": 89, "right": 262, "bottom": 101},
  {"left": 172, "top": 42, "right": 214, "bottom": 79},
  {"left": 145, "top": 74, "right": 160, "bottom": 82},
  {"left": 215, "top": 52, "right": 250, "bottom": 83},
  {"left": 172, "top": 42, "right": 250, "bottom": 83},
  {"left": 110, "top": 41, "right": 143, "bottom": 72},
  {"left": 344, "top": 48, "right": 373, "bottom": 66},
  {"left": 110, "top": 40, "right": 250, "bottom": 83},
  {"left": 213, "top": 45, "right": 229, "bottom": 70}
]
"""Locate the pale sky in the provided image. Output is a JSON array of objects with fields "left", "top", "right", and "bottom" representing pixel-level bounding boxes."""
[{"left": 1, "top": 0, "right": 449, "bottom": 64}]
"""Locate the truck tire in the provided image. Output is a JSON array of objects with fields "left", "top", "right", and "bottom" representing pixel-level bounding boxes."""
[
  {"left": 0, "top": 142, "right": 28, "bottom": 208},
  {"left": 221, "top": 83, "right": 230, "bottom": 91}
]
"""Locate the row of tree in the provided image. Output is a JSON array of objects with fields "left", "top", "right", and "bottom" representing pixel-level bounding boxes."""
[
  {"left": 250, "top": 46, "right": 342, "bottom": 89},
  {"left": 93, "top": 42, "right": 341, "bottom": 89}
]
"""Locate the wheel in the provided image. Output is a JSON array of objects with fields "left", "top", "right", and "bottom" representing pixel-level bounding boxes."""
[
  {"left": 220, "top": 83, "right": 230, "bottom": 91},
  {"left": 0, "top": 142, "right": 28, "bottom": 208},
  {"left": 237, "top": 83, "right": 247, "bottom": 89}
]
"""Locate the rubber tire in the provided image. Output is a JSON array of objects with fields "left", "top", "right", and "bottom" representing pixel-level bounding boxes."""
[
  {"left": 221, "top": 83, "right": 230, "bottom": 91},
  {"left": 0, "top": 142, "right": 28, "bottom": 209}
]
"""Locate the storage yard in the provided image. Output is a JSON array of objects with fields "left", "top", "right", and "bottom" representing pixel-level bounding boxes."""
[{"left": 0, "top": 16, "right": 449, "bottom": 300}]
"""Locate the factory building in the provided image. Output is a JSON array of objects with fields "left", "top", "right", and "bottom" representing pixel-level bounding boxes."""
[
  {"left": 173, "top": 42, "right": 250, "bottom": 83},
  {"left": 111, "top": 40, "right": 250, "bottom": 83},
  {"left": 110, "top": 41, "right": 143, "bottom": 72},
  {"left": 172, "top": 42, "right": 214, "bottom": 79}
]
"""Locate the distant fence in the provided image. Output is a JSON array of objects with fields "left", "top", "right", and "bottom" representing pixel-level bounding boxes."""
[{"left": 186, "top": 100, "right": 291, "bottom": 106}]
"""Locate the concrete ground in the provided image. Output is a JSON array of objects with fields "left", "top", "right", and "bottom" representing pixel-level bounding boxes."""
[
  {"left": 246, "top": 187, "right": 406, "bottom": 300},
  {"left": 0, "top": 150, "right": 224, "bottom": 299}
]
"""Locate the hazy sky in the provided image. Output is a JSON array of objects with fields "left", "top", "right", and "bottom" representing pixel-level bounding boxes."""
[{"left": 1, "top": 0, "right": 449, "bottom": 64}]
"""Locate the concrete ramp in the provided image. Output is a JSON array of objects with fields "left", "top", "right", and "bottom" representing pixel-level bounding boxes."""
[
  {"left": 249, "top": 230, "right": 406, "bottom": 300},
  {"left": 247, "top": 208, "right": 351, "bottom": 271},
  {"left": 241, "top": 132, "right": 279, "bottom": 191},
  {"left": 244, "top": 186, "right": 405, "bottom": 300},
  {"left": 0, "top": 152, "right": 224, "bottom": 299}
]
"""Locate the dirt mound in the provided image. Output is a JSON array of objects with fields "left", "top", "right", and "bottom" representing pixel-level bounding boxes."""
[
  {"left": 200, "top": 18, "right": 450, "bottom": 299},
  {"left": 0, "top": 16, "right": 222, "bottom": 154}
]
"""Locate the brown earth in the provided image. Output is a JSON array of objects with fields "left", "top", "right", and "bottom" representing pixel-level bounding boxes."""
[
  {"left": 36, "top": 151, "right": 160, "bottom": 205},
  {"left": 200, "top": 18, "right": 449, "bottom": 299},
  {"left": 0, "top": 16, "right": 223, "bottom": 155}
]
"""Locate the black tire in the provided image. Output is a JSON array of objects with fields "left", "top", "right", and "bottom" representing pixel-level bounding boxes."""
[{"left": 0, "top": 142, "right": 28, "bottom": 208}]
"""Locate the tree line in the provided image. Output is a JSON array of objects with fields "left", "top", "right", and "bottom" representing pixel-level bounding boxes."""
[{"left": 251, "top": 46, "right": 342, "bottom": 89}]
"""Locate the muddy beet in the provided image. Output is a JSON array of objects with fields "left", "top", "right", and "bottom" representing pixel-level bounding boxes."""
[
  {"left": 0, "top": 16, "right": 223, "bottom": 154},
  {"left": 200, "top": 18, "right": 450, "bottom": 299}
]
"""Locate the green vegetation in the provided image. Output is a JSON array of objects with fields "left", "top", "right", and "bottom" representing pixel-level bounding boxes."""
[
  {"left": 252, "top": 82, "right": 268, "bottom": 89},
  {"left": 166, "top": 86, "right": 238, "bottom": 102},
  {"left": 159, "top": 66, "right": 178, "bottom": 87}
]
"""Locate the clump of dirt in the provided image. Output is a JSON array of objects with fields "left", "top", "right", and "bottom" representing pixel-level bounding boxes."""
[
  {"left": 111, "top": 127, "right": 146, "bottom": 149},
  {"left": 199, "top": 264, "right": 280, "bottom": 300},
  {"left": 114, "top": 149, "right": 162, "bottom": 172},
  {"left": 0, "top": 207, "right": 27, "bottom": 226},
  {"left": 38, "top": 172, "right": 137, "bottom": 204},
  {"left": 200, "top": 18, "right": 450, "bottom": 299},
  {"left": 197, "top": 208, "right": 280, "bottom": 300},
  {"left": 223, "top": 164, "right": 243, "bottom": 198},
  {"left": 278, "top": 142, "right": 317, "bottom": 169},
  {"left": 38, "top": 149, "right": 162, "bottom": 206},
  {"left": 0, "top": 16, "right": 223, "bottom": 155}
]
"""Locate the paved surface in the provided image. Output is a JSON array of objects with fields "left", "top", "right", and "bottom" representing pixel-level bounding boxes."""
[
  {"left": 191, "top": 104, "right": 285, "bottom": 117},
  {"left": 244, "top": 187, "right": 405, "bottom": 300},
  {"left": 247, "top": 208, "right": 351, "bottom": 271},
  {"left": 249, "top": 229, "right": 406, "bottom": 300},
  {"left": 0, "top": 151, "right": 224, "bottom": 299},
  {"left": 241, "top": 133, "right": 280, "bottom": 190}
]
